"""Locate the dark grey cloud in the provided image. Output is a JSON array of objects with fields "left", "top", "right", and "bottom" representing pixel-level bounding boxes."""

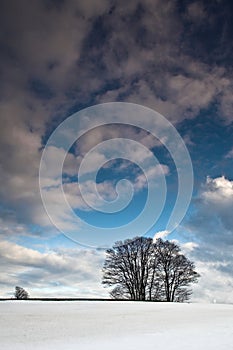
[{"left": 181, "top": 0, "right": 233, "bottom": 67}]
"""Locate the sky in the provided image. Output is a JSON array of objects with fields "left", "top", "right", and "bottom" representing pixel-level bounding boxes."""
[{"left": 0, "top": 0, "right": 232, "bottom": 302}]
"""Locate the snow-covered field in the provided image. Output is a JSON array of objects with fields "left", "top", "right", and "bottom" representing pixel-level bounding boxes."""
[{"left": 0, "top": 301, "right": 233, "bottom": 350}]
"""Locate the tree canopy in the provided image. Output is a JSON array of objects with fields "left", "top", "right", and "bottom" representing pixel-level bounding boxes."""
[
  {"left": 14, "top": 286, "right": 29, "bottom": 300},
  {"left": 102, "top": 237, "right": 200, "bottom": 302}
]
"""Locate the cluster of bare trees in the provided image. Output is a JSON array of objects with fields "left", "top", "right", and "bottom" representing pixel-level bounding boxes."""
[
  {"left": 11, "top": 238, "right": 199, "bottom": 303},
  {"left": 102, "top": 237, "right": 199, "bottom": 302}
]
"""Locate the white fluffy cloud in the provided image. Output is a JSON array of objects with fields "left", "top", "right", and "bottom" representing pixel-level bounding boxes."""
[
  {"left": 153, "top": 230, "right": 170, "bottom": 241},
  {"left": 199, "top": 176, "right": 233, "bottom": 233}
]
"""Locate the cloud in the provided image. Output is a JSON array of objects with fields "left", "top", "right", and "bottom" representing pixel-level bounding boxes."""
[
  {"left": 75, "top": 124, "right": 164, "bottom": 158},
  {"left": 153, "top": 230, "right": 170, "bottom": 241},
  {"left": 185, "top": 2, "right": 206, "bottom": 23},
  {"left": 134, "top": 164, "right": 169, "bottom": 190},
  {"left": 183, "top": 176, "right": 233, "bottom": 243},
  {"left": 0, "top": 0, "right": 113, "bottom": 232},
  {"left": 219, "top": 85, "right": 233, "bottom": 123},
  {"left": 225, "top": 148, "right": 233, "bottom": 159},
  {"left": 181, "top": 241, "right": 198, "bottom": 252},
  {"left": 184, "top": 176, "right": 233, "bottom": 249},
  {"left": 180, "top": 176, "right": 233, "bottom": 303},
  {"left": 191, "top": 260, "right": 233, "bottom": 304},
  {"left": 0, "top": 239, "right": 106, "bottom": 298},
  {"left": 199, "top": 176, "right": 233, "bottom": 233}
]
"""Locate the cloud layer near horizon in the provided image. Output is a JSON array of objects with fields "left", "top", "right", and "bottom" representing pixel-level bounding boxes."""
[{"left": 0, "top": 239, "right": 106, "bottom": 298}]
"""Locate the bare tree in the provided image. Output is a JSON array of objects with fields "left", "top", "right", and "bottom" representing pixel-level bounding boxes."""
[
  {"left": 102, "top": 237, "right": 154, "bottom": 301},
  {"left": 14, "top": 286, "right": 29, "bottom": 300},
  {"left": 110, "top": 286, "right": 130, "bottom": 299},
  {"left": 102, "top": 237, "right": 199, "bottom": 302},
  {"left": 153, "top": 239, "right": 200, "bottom": 302}
]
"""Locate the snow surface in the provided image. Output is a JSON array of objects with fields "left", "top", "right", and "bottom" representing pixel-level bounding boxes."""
[{"left": 0, "top": 301, "right": 233, "bottom": 349}]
